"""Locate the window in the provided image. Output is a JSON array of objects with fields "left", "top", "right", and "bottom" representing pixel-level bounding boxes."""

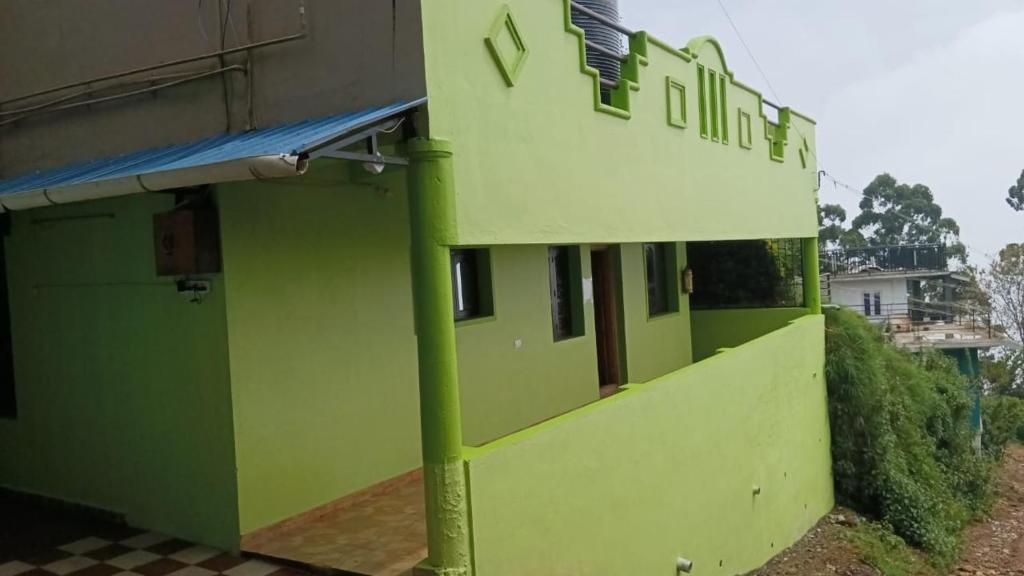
[
  {"left": 863, "top": 293, "right": 871, "bottom": 316},
  {"left": 451, "top": 248, "right": 493, "bottom": 321},
  {"left": 644, "top": 243, "right": 679, "bottom": 317},
  {"left": 549, "top": 246, "right": 584, "bottom": 341},
  {"left": 873, "top": 292, "right": 882, "bottom": 316},
  {"left": 0, "top": 231, "right": 14, "bottom": 419}
]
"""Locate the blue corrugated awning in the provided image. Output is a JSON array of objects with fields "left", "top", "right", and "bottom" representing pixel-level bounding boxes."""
[{"left": 0, "top": 98, "right": 425, "bottom": 210}]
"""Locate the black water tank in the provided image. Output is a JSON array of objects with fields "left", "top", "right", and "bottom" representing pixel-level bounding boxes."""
[{"left": 570, "top": 0, "right": 622, "bottom": 86}]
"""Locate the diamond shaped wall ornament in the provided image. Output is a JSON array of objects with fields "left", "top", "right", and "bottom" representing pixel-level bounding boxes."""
[{"left": 485, "top": 5, "right": 529, "bottom": 87}]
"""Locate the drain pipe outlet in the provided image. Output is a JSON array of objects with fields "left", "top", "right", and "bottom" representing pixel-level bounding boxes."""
[{"left": 676, "top": 557, "right": 694, "bottom": 573}]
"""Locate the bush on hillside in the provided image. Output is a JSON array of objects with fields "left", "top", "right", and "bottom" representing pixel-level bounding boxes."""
[
  {"left": 981, "top": 395, "right": 1024, "bottom": 456},
  {"left": 825, "top": 308, "right": 991, "bottom": 566}
]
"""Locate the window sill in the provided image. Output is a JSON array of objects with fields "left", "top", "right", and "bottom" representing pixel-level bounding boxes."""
[
  {"left": 553, "top": 333, "right": 587, "bottom": 344},
  {"left": 455, "top": 315, "right": 497, "bottom": 328},
  {"left": 647, "top": 310, "right": 681, "bottom": 322}
]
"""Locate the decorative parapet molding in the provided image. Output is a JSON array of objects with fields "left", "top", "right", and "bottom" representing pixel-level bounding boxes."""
[{"left": 558, "top": 0, "right": 811, "bottom": 165}]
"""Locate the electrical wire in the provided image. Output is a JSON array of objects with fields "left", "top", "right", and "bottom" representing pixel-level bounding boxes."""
[
  {"left": 0, "top": 66, "right": 246, "bottom": 128},
  {"left": 711, "top": 0, "right": 998, "bottom": 263},
  {"left": 819, "top": 170, "right": 998, "bottom": 261}
]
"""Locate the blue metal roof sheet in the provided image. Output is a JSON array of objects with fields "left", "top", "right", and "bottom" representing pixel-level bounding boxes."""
[{"left": 0, "top": 98, "right": 424, "bottom": 198}]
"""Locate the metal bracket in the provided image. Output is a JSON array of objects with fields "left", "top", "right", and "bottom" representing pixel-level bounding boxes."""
[{"left": 305, "top": 118, "right": 409, "bottom": 166}]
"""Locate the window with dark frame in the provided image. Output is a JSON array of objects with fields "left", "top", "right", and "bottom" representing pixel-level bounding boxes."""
[
  {"left": 451, "top": 248, "right": 493, "bottom": 322},
  {"left": 644, "top": 243, "right": 678, "bottom": 317},
  {"left": 549, "top": 246, "right": 584, "bottom": 341},
  {"left": 863, "top": 293, "right": 871, "bottom": 316},
  {"left": 0, "top": 231, "right": 15, "bottom": 419},
  {"left": 873, "top": 292, "right": 882, "bottom": 316}
]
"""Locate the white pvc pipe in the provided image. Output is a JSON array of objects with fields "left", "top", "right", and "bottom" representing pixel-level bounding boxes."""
[{"left": 0, "top": 153, "right": 308, "bottom": 212}]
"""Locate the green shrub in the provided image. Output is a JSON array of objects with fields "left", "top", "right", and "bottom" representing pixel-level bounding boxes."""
[
  {"left": 846, "top": 522, "right": 937, "bottom": 576},
  {"left": 825, "top": 308, "right": 991, "bottom": 567},
  {"left": 981, "top": 394, "right": 1024, "bottom": 456}
]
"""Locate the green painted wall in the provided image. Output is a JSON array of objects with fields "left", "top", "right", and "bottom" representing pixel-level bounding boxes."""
[
  {"left": 216, "top": 166, "right": 423, "bottom": 535},
  {"left": 691, "top": 308, "right": 810, "bottom": 362},
  {"left": 619, "top": 243, "right": 692, "bottom": 382},
  {"left": 218, "top": 167, "right": 616, "bottom": 532},
  {"left": 456, "top": 245, "right": 598, "bottom": 446},
  {"left": 464, "top": 315, "right": 833, "bottom": 576},
  {"left": 420, "top": 0, "right": 818, "bottom": 245},
  {"left": 0, "top": 195, "right": 239, "bottom": 550}
]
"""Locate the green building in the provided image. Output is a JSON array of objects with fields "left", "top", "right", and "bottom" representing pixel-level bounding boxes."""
[{"left": 0, "top": 1, "right": 834, "bottom": 574}]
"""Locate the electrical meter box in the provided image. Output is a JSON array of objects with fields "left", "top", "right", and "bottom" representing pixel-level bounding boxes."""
[{"left": 153, "top": 207, "right": 221, "bottom": 276}]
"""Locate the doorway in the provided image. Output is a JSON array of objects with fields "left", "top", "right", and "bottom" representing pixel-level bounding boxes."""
[{"left": 591, "top": 246, "right": 623, "bottom": 398}]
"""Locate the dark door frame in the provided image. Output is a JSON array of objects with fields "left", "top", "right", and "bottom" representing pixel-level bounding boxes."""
[{"left": 590, "top": 245, "right": 626, "bottom": 397}]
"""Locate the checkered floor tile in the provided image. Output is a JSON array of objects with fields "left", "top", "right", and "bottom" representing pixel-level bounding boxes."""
[{"left": 0, "top": 532, "right": 306, "bottom": 576}]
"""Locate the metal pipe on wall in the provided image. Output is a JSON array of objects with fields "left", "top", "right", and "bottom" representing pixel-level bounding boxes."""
[
  {"left": 0, "top": 66, "right": 247, "bottom": 127},
  {"left": 0, "top": 1, "right": 307, "bottom": 110}
]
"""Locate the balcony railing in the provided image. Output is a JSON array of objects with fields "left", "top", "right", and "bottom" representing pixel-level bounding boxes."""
[
  {"left": 830, "top": 298, "right": 1009, "bottom": 350},
  {"left": 820, "top": 244, "right": 947, "bottom": 276}
]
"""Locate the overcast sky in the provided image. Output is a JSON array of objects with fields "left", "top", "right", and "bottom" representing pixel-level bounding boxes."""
[{"left": 621, "top": 0, "right": 1023, "bottom": 264}]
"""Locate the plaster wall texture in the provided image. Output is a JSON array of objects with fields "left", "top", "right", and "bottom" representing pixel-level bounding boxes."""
[
  {"left": 420, "top": 0, "right": 819, "bottom": 246},
  {"left": 0, "top": 195, "right": 240, "bottom": 549},
  {"left": 0, "top": 0, "right": 426, "bottom": 178},
  {"left": 464, "top": 315, "right": 833, "bottom": 576}
]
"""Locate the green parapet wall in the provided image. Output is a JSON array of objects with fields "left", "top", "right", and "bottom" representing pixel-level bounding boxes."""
[
  {"left": 691, "top": 308, "right": 811, "bottom": 362},
  {"left": 463, "top": 315, "right": 833, "bottom": 575},
  {"left": 420, "top": 0, "right": 819, "bottom": 246}
]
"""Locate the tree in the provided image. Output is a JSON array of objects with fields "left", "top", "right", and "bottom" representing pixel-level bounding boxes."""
[
  {"left": 1008, "top": 169, "right": 1024, "bottom": 212},
  {"left": 818, "top": 203, "right": 866, "bottom": 250},
  {"left": 981, "top": 243, "right": 1024, "bottom": 344},
  {"left": 982, "top": 350, "right": 1024, "bottom": 397},
  {"left": 851, "top": 173, "right": 967, "bottom": 264},
  {"left": 818, "top": 203, "right": 846, "bottom": 248}
]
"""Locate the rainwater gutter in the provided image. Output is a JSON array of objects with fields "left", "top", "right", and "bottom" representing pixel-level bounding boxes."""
[{"left": 0, "top": 154, "right": 308, "bottom": 212}]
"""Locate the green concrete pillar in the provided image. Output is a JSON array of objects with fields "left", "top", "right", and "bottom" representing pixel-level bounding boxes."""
[
  {"left": 802, "top": 237, "right": 822, "bottom": 314},
  {"left": 406, "top": 139, "right": 472, "bottom": 576}
]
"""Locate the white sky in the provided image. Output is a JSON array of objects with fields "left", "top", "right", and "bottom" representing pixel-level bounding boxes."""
[{"left": 621, "top": 0, "right": 1023, "bottom": 264}]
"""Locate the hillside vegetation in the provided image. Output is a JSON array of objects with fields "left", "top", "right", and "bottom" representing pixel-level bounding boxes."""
[{"left": 824, "top": 308, "right": 992, "bottom": 568}]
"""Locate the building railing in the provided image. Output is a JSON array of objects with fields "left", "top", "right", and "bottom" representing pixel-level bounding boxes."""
[
  {"left": 820, "top": 244, "right": 947, "bottom": 276},
  {"left": 568, "top": 1, "right": 632, "bottom": 91},
  {"left": 835, "top": 298, "right": 999, "bottom": 342}
]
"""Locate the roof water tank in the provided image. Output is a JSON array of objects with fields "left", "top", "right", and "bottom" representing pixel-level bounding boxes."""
[{"left": 570, "top": 0, "right": 623, "bottom": 86}]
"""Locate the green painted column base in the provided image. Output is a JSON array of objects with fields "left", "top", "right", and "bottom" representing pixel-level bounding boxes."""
[{"left": 417, "top": 460, "right": 471, "bottom": 576}]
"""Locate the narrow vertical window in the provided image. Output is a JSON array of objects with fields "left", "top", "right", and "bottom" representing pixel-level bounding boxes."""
[
  {"left": 644, "top": 243, "right": 679, "bottom": 317},
  {"left": 863, "top": 293, "right": 871, "bottom": 316},
  {"left": 708, "top": 70, "right": 720, "bottom": 141},
  {"left": 719, "top": 74, "right": 729, "bottom": 144},
  {"left": 873, "top": 292, "right": 882, "bottom": 316},
  {"left": 549, "top": 246, "right": 584, "bottom": 341},
  {"left": 697, "top": 65, "right": 709, "bottom": 139},
  {"left": 451, "top": 248, "right": 493, "bottom": 321},
  {"left": 0, "top": 232, "right": 15, "bottom": 419}
]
